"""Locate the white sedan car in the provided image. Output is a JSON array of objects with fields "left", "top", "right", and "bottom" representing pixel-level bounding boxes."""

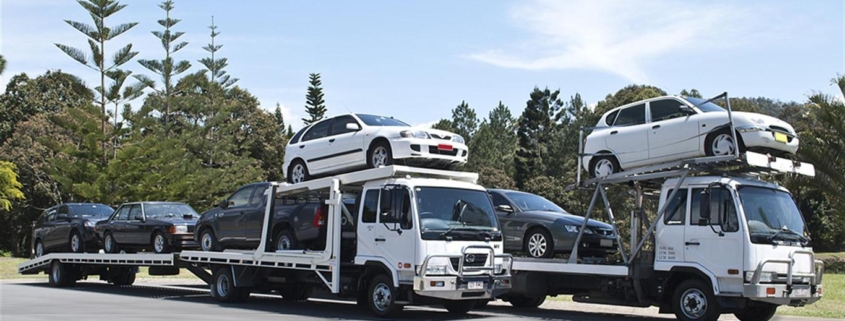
[
  {"left": 283, "top": 113, "right": 468, "bottom": 183},
  {"left": 583, "top": 96, "right": 799, "bottom": 178}
]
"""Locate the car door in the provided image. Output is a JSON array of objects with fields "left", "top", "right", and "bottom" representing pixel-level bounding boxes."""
[
  {"left": 647, "top": 99, "right": 700, "bottom": 160},
  {"left": 604, "top": 104, "right": 650, "bottom": 167},
  {"left": 297, "top": 118, "right": 333, "bottom": 173},
  {"left": 125, "top": 204, "right": 146, "bottom": 245},
  {"left": 218, "top": 186, "right": 256, "bottom": 246},
  {"left": 50, "top": 205, "right": 72, "bottom": 250},
  {"left": 109, "top": 206, "right": 131, "bottom": 244},
  {"left": 490, "top": 191, "right": 519, "bottom": 250},
  {"left": 42, "top": 208, "right": 58, "bottom": 250},
  {"left": 325, "top": 115, "right": 366, "bottom": 168},
  {"left": 684, "top": 187, "right": 743, "bottom": 280},
  {"left": 243, "top": 184, "right": 270, "bottom": 245}
]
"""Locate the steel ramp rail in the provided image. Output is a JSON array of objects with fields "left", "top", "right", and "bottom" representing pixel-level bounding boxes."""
[
  {"left": 178, "top": 251, "right": 334, "bottom": 272},
  {"left": 18, "top": 253, "right": 177, "bottom": 274}
]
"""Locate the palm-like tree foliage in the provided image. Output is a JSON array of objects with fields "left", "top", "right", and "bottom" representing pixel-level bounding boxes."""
[{"left": 798, "top": 75, "right": 845, "bottom": 209}]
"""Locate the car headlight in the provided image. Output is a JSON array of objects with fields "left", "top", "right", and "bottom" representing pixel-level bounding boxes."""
[
  {"left": 170, "top": 225, "right": 189, "bottom": 234},
  {"left": 84, "top": 221, "right": 95, "bottom": 227},
  {"left": 745, "top": 271, "right": 777, "bottom": 283},
  {"left": 452, "top": 135, "right": 465, "bottom": 144},
  {"left": 564, "top": 225, "right": 579, "bottom": 233},
  {"left": 400, "top": 130, "right": 431, "bottom": 139}
]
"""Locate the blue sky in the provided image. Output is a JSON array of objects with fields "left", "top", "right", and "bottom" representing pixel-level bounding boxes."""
[{"left": 1, "top": 0, "right": 842, "bottom": 130}]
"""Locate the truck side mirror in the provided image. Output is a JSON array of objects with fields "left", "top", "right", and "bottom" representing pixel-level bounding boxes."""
[{"left": 698, "top": 189, "right": 711, "bottom": 226}]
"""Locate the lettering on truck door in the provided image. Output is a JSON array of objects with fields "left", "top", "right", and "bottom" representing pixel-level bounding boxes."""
[{"left": 656, "top": 188, "right": 688, "bottom": 262}]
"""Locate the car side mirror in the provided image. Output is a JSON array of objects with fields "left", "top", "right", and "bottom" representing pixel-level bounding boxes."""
[
  {"left": 346, "top": 122, "right": 361, "bottom": 131},
  {"left": 218, "top": 199, "right": 229, "bottom": 209},
  {"left": 496, "top": 204, "right": 514, "bottom": 214},
  {"left": 133, "top": 214, "right": 145, "bottom": 222}
]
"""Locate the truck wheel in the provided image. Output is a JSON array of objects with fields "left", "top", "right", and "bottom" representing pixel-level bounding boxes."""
[
  {"left": 200, "top": 229, "right": 221, "bottom": 252},
  {"left": 443, "top": 300, "right": 476, "bottom": 314},
  {"left": 104, "top": 232, "right": 120, "bottom": 254},
  {"left": 49, "top": 261, "right": 70, "bottom": 287},
  {"left": 672, "top": 279, "right": 721, "bottom": 321},
  {"left": 734, "top": 303, "right": 777, "bottom": 321},
  {"left": 278, "top": 285, "right": 311, "bottom": 301},
  {"left": 152, "top": 232, "right": 171, "bottom": 254},
  {"left": 525, "top": 228, "right": 555, "bottom": 259},
  {"left": 273, "top": 229, "right": 298, "bottom": 251},
  {"left": 367, "top": 274, "right": 403, "bottom": 317},
  {"left": 508, "top": 294, "right": 546, "bottom": 308},
  {"left": 213, "top": 266, "right": 246, "bottom": 303},
  {"left": 112, "top": 269, "right": 136, "bottom": 286},
  {"left": 475, "top": 299, "right": 490, "bottom": 309},
  {"left": 70, "top": 230, "right": 84, "bottom": 253}
]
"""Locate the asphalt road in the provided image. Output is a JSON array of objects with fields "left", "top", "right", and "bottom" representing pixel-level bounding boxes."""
[{"left": 0, "top": 280, "right": 829, "bottom": 321}]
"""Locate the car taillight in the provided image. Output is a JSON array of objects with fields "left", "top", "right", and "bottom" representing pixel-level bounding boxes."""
[{"left": 313, "top": 207, "right": 326, "bottom": 228}]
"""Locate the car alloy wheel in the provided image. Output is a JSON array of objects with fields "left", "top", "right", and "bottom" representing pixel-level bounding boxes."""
[
  {"left": 35, "top": 241, "right": 44, "bottom": 257},
  {"left": 711, "top": 133, "right": 736, "bottom": 156},
  {"left": 104, "top": 234, "right": 116, "bottom": 253},
  {"left": 70, "top": 233, "right": 81, "bottom": 253},
  {"left": 680, "top": 287, "right": 708, "bottom": 320},
  {"left": 372, "top": 146, "right": 389, "bottom": 167},
  {"left": 291, "top": 163, "right": 306, "bottom": 184},
  {"left": 527, "top": 233, "right": 547, "bottom": 258}
]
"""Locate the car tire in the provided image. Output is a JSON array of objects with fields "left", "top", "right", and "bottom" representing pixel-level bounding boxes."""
[
  {"left": 443, "top": 300, "right": 476, "bottom": 314},
  {"left": 69, "top": 230, "right": 84, "bottom": 253},
  {"left": 104, "top": 232, "right": 120, "bottom": 254},
  {"left": 273, "top": 229, "right": 298, "bottom": 251},
  {"left": 367, "top": 274, "right": 403, "bottom": 317},
  {"left": 152, "top": 231, "right": 171, "bottom": 254},
  {"left": 35, "top": 239, "right": 46, "bottom": 258},
  {"left": 200, "top": 228, "right": 221, "bottom": 252},
  {"left": 672, "top": 279, "right": 721, "bottom": 321},
  {"left": 734, "top": 303, "right": 777, "bottom": 321},
  {"left": 288, "top": 159, "right": 311, "bottom": 184},
  {"left": 368, "top": 141, "right": 394, "bottom": 168},
  {"left": 589, "top": 154, "right": 620, "bottom": 178},
  {"left": 705, "top": 129, "right": 744, "bottom": 157},
  {"left": 524, "top": 228, "right": 555, "bottom": 259}
]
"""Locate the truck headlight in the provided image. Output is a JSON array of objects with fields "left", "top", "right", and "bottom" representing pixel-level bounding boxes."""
[
  {"left": 746, "top": 271, "right": 777, "bottom": 283},
  {"left": 425, "top": 264, "right": 448, "bottom": 275},
  {"left": 494, "top": 264, "right": 504, "bottom": 274},
  {"left": 400, "top": 130, "right": 431, "bottom": 139}
]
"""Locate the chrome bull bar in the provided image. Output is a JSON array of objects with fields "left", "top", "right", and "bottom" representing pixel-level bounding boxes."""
[{"left": 419, "top": 245, "right": 513, "bottom": 277}]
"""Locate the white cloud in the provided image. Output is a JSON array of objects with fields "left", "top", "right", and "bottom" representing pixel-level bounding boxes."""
[
  {"left": 260, "top": 100, "right": 302, "bottom": 130},
  {"left": 466, "top": 0, "right": 771, "bottom": 83}
]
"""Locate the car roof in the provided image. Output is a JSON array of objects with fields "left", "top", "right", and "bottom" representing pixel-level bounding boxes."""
[{"left": 118, "top": 201, "right": 190, "bottom": 206}]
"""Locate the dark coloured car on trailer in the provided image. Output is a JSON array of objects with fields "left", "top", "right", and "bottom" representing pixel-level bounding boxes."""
[
  {"left": 32, "top": 203, "right": 114, "bottom": 257},
  {"left": 95, "top": 202, "right": 200, "bottom": 254}
]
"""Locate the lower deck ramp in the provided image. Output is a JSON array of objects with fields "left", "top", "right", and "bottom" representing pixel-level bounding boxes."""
[{"left": 17, "top": 253, "right": 177, "bottom": 274}]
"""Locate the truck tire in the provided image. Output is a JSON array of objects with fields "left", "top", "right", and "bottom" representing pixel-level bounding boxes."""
[
  {"left": 508, "top": 294, "right": 546, "bottom": 308},
  {"left": 367, "top": 274, "right": 403, "bottom": 318},
  {"left": 672, "top": 279, "right": 721, "bottom": 321},
  {"left": 734, "top": 303, "right": 777, "bottom": 321},
  {"left": 213, "top": 266, "right": 247, "bottom": 303},
  {"left": 49, "top": 261, "right": 71, "bottom": 288},
  {"left": 443, "top": 300, "right": 476, "bottom": 314},
  {"left": 112, "top": 269, "right": 136, "bottom": 286},
  {"left": 475, "top": 299, "right": 490, "bottom": 309}
]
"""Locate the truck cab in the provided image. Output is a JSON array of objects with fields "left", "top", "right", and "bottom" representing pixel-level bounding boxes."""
[
  {"left": 354, "top": 176, "right": 511, "bottom": 314},
  {"left": 655, "top": 176, "right": 823, "bottom": 311}
]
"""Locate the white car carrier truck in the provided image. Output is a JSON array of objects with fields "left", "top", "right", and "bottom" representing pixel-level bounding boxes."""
[
  {"left": 18, "top": 166, "right": 512, "bottom": 317},
  {"left": 501, "top": 94, "right": 824, "bottom": 321}
]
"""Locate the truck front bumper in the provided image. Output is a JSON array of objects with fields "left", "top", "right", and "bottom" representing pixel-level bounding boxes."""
[
  {"left": 412, "top": 274, "right": 511, "bottom": 300},
  {"left": 742, "top": 283, "right": 822, "bottom": 306}
]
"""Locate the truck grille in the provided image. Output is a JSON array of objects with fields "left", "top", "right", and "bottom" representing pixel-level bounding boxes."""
[{"left": 450, "top": 253, "right": 488, "bottom": 269}]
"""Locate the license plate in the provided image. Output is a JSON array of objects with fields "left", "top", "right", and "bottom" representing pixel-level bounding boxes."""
[
  {"left": 600, "top": 239, "right": 613, "bottom": 247},
  {"left": 792, "top": 287, "right": 810, "bottom": 297},
  {"left": 774, "top": 132, "right": 788, "bottom": 143},
  {"left": 468, "top": 281, "right": 484, "bottom": 290},
  {"left": 437, "top": 144, "right": 453, "bottom": 151}
]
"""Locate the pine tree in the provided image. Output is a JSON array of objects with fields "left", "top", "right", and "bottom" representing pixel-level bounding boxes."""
[
  {"left": 274, "top": 103, "right": 286, "bottom": 134},
  {"left": 514, "top": 87, "right": 563, "bottom": 188},
  {"left": 55, "top": 0, "right": 139, "bottom": 163},
  {"left": 134, "top": 0, "right": 193, "bottom": 129},
  {"left": 431, "top": 119, "right": 454, "bottom": 132},
  {"left": 287, "top": 125, "right": 294, "bottom": 137},
  {"left": 468, "top": 101, "right": 517, "bottom": 174},
  {"left": 199, "top": 16, "right": 238, "bottom": 89},
  {"left": 0, "top": 54, "right": 6, "bottom": 75},
  {"left": 450, "top": 101, "right": 478, "bottom": 143},
  {"left": 303, "top": 73, "right": 326, "bottom": 125}
]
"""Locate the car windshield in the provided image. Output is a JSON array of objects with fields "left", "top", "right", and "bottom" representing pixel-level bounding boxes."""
[
  {"left": 415, "top": 187, "right": 499, "bottom": 233},
  {"left": 685, "top": 97, "right": 726, "bottom": 113},
  {"left": 355, "top": 114, "right": 410, "bottom": 127},
  {"left": 144, "top": 204, "right": 199, "bottom": 220},
  {"left": 69, "top": 204, "right": 114, "bottom": 218},
  {"left": 505, "top": 192, "right": 565, "bottom": 213},
  {"left": 738, "top": 186, "right": 807, "bottom": 245}
]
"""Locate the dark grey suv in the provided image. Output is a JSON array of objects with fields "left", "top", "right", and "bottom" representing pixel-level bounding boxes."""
[{"left": 32, "top": 203, "right": 114, "bottom": 257}]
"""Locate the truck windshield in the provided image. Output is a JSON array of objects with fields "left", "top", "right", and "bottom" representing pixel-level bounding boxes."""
[
  {"left": 415, "top": 187, "right": 500, "bottom": 241},
  {"left": 738, "top": 186, "right": 808, "bottom": 245}
]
